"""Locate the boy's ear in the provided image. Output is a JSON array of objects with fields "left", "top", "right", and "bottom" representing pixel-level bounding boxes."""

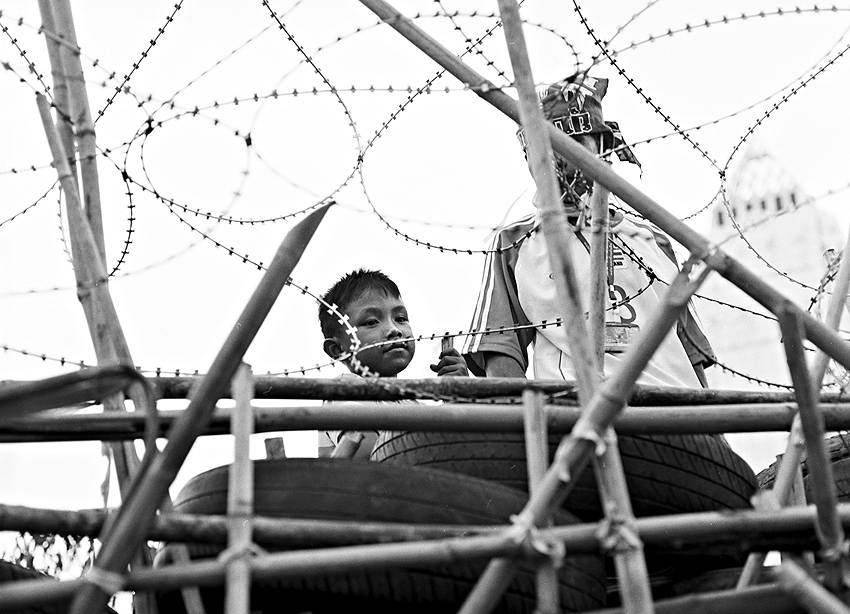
[{"left": 323, "top": 337, "right": 345, "bottom": 360}]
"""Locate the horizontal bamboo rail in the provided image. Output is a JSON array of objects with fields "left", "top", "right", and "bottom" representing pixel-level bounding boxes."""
[
  {"left": 6, "top": 401, "right": 850, "bottom": 442},
  {"left": 6, "top": 501, "right": 850, "bottom": 557},
  {"left": 145, "top": 375, "right": 833, "bottom": 404}
]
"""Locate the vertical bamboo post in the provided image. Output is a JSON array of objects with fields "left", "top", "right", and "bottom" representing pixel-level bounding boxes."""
[
  {"left": 43, "top": 0, "right": 106, "bottom": 261},
  {"left": 37, "top": 0, "right": 77, "bottom": 189},
  {"left": 69, "top": 204, "right": 330, "bottom": 614},
  {"left": 590, "top": 184, "right": 610, "bottom": 372},
  {"left": 777, "top": 560, "right": 850, "bottom": 614},
  {"left": 36, "top": 0, "right": 148, "bottom": 514},
  {"left": 225, "top": 364, "right": 255, "bottom": 614},
  {"left": 778, "top": 307, "right": 847, "bottom": 594},
  {"left": 523, "top": 390, "right": 559, "bottom": 614},
  {"left": 35, "top": 92, "right": 157, "bottom": 614}
]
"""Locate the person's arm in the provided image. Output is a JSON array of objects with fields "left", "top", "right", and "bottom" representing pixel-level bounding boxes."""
[
  {"left": 461, "top": 221, "right": 535, "bottom": 376},
  {"left": 483, "top": 351, "right": 527, "bottom": 378}
]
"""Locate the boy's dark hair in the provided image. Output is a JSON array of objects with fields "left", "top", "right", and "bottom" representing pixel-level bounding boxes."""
[{"left": 319, "top": 268, "right": 402, "bottom": 339}]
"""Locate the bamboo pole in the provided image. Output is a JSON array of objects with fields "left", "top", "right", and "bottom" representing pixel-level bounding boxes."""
[
  {"left": 0, "top": 365, "right": 140, "bottom": 421},
  {"left": 777, "top": 560, "right": 850, "bottom": 614},
  {"left": 591, "top": 584, "right": 805, "bottom": 614},
  {"left": 778, "top": 308, "right": 848, "bottom": 594},
  {"left": 356, "top": 0, "right": 850, "bottom": 374},
  {"left": 12, "top": 501, "right": 850, "bottom": 558},
  {"left": 14, "top": 400, "right": 850, "bottom": 442},
  {"left": 0, "top": 532, "right": 524, "bottom": 611},
  {"left": 147, "top": 373, "right": 850, "bottom": 404},
  {"left": 225, "top": 365, "right": 254, "bottom": 614},
  {"left": 523, "top": 390, "right": 559, "bottom": 614},
  {"left": 37, "top": 0, "right": 77, "bottom": 188},
  {"left": 44, "top": 0, "right": 106, "bottom": 261},
  {"left": 68, "top": 204, "right": 330, "bottom": 614},
  {"left": 482, "top": 4, "right": 654, "bottom": 612},
  {"left": 590, "top": 184, "right": 610, "bottom": 372},
  {"left": 36, "top": 91, "right": 159, "bottom": 614}
]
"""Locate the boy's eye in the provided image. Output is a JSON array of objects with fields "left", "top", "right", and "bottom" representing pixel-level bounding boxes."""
[
  {"left": 363, "top": 318, "right": 379, "bottom": 326},
  {"left": 395, "top": 315, "right": 409, "bottom": 323}
]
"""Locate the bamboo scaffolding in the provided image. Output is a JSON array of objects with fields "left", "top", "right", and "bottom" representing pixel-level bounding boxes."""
[
  {"left": 356, "top": 0, "right": 850, "bottom": 374},
  {"left": 66, "top": 205, "right": 329, "bottom": 614},
  {"left": 777, "top": 560, "right": 850, "bottom": 614},
  {"left": 779, "top": 308, "right": 848, "bottom": 594},
  {"left": 12, "top": 400, "right": 850, "bottom": 442},
  {"left": 11, "top": 502, "right": 850, "bottom": 558},
  {"left": 225, "top": 365, "right": 254, "bottom": 614}
]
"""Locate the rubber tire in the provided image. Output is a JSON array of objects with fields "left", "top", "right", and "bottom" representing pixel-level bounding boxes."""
[
  {"left": 155, "top": 458, "right": 607, "bottom": 614},
  {"left": 371, "top": 431, "right": 758, "bottom": 521},
  {"left": 0, "top": 560, "right": 116, "bottom": 613},
  {"left": 757, "top": 433, "right": 850, "bottom": 502}
]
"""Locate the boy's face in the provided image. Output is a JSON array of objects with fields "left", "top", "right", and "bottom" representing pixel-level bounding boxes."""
[{"left": 324, "top": 288, "right": 415, "bottom": 377}]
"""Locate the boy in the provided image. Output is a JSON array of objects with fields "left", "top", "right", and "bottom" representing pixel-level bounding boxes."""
[{"left": 317, "top": 268, "right": 467, "bottom": 458}]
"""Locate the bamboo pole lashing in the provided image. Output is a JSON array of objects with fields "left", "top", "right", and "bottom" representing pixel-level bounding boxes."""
[
  {"left": 355, "top": 0, "right": 850, "bottom": 375},
  {"left": 68, "top": 204, "right": 330, "bottom": 614}
]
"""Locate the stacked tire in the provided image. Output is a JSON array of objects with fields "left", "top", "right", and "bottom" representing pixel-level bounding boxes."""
[
  {"left": 371, "top": 429, "right": 759, "bottom": 599},
  {"left": 155, "top": 458, "right": 608, "bottom": 614}
]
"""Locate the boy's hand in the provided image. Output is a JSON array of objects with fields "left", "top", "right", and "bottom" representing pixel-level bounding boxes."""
[{"left": 430, "top": 348, "right": 469, "bottom": 377}]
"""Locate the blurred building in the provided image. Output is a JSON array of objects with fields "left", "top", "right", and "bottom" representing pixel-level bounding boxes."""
[{"left": 697, "top": 142, "right": 846, "bottom": 391}]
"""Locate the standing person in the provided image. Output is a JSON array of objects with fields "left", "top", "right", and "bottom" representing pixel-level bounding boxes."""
[
  {"left": 462, "top": 73, "right": 714, "bottom": 387},
  {"left": 317, "top": 268, "right": 467, "bottom": 458}
]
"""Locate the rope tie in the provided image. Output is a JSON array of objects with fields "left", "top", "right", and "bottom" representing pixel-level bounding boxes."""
[
  {"left": 217, "top": 542, "right": 267, "bottom": 564},
  {"left": 507, "top": 514, "right": 565, "bottom": 568},
  {"left": 595, "top": 518, "right": 643, "bottom": 555},
  {"left": 85, "top": 566, "right": 126, "bottom": 595}
]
